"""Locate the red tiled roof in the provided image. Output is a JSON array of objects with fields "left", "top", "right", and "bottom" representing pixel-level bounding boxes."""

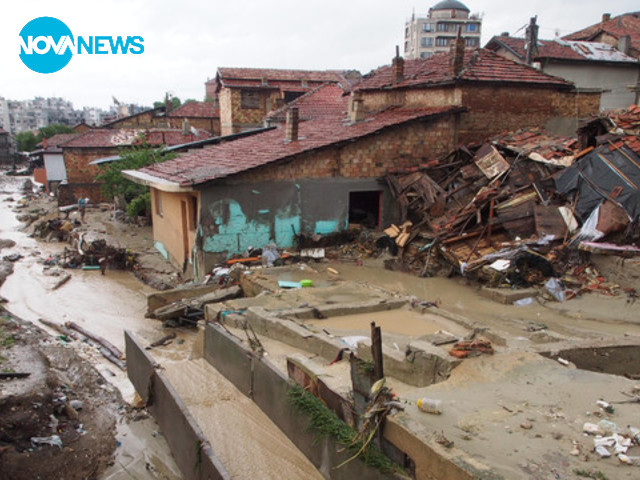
[
  {"left": 213, "top": 67, "right": 352, "bottom": 91},
  {"left": 63, "top": 128, "right": 213, "bottom": 148},
  {"left": 564, "top": 12, "right": 640, "bottom": 53},
  {"left": 266, "top": 84, "right": 349, "bottom": 123},
  {"left": 137, "top": 105, "right": 464, "bottom": 186},
  {"left": 491, "top": 128, "right": 578, "bottom": 163},
  {"left": 168, "top": 101, "right": 219, "bottom": 118},
  {"left": 45, "top": 133, "right": 80, "bottom": 148},
  {"left": 486, "top": 36, "right": 637, "bottom": 63},
  {"left": 356, "top": 49, "right": 573, "bottom": 91}
]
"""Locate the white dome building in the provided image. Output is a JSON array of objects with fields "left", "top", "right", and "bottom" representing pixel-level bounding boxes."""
[{"left": 404, "top": 1, "right": 482, "bottom": 59}]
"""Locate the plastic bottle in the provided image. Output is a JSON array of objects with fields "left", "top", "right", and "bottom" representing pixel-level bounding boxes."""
[{"left": 417, "top": 397, "right": 442, "bottom": 415}]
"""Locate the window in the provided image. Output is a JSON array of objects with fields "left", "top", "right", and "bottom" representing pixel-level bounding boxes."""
[
  {"left": 420, "top": 37, "right": 433, "bottom": 47},
  {"left": 241, "top": 90, "right": 260, "bottom": 109},
  {"left": 435, "top": 37, "right": 450, "bottom": 47},
  {"left": 465, "top": 38, "right": 479, "bottom": 47},
  {"left": 437, "top": 23, "right": 448, "bottom": 32},
  {"left": 466, "top": 23, "right": 478, "bottom": 32},
  {"left": 420, "top": 52, "right": 433, "bottom": 59},
  {"left": 405, "top": 27, "right": 409, "bottom": 37},
  {"left": 422, "top": 23, "right": 433, "bottom": 32}
]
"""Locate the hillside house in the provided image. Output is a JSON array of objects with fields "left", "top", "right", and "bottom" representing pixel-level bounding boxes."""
[
  {"left": 206, "top": 67, "right": 360, "bottom": 135},
  {"left": 485, "top": 35, "right": 640, "bottom": 110},
  {"left": 167, "top": 101, "right": 220, "bottom": 136},
  {"left": 353, "top": 39, "right": 601, "bottom": 143},
  {"left": 59, "top": 128, "right": 212, "bottom": 205},
  {"left": 125, "top": 84, "right": 465, "bottom": 277},
  {"left": 564, "top": 12, "right": 640, "bottom": 58}
]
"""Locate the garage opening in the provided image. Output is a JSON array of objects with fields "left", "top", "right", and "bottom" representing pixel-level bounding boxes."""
[{"left": 348, "top": 191, "right": 381, "bottom": 229}]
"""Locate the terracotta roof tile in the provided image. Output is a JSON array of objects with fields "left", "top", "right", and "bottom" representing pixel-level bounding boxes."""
[
  {"left": 265, "top": 84, "right": 349, "bottom": 123},
  {"left": 563, "top": 12, "right": 640, "bottom": 54},
  {"left": 138, "top": 98, "right": 464, "bottom": 187},
  {"left": 356, "top": 49, "right": 572, "bottom": 91},
  {"left": 63, "top": 128, "right": 213, "bottom": 148},
  {"left": 491, "top": 128, "right": 578, "bottom": 163},
  {"left": 45, "top": 133, "right": 80, "bottom": 148},
  {"left": 167, "top": 101, "right": 219, "bottom": 118},
  {"left": 487, "top": 36, "right": 636, "bottom": 63}
]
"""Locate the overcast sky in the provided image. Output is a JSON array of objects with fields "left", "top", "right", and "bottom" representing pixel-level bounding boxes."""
[{"left": 2, "top": 0, "right": 638, "bottom": 110}]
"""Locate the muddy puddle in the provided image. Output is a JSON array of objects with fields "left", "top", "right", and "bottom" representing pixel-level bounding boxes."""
[
  {"left": 306, "top": 308, "right": 467, "bottom": 338},
  {"left": 162, "top": 358, "right": 323, "bottom": 480}
]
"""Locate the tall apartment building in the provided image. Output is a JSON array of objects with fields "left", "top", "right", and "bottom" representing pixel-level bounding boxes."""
[{"left": 404, "top": 0, "right": 482, "bottom": 59}]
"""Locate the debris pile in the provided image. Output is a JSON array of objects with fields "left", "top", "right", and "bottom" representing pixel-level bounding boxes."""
[{"left": 380, "top": 124, "right": 640, "bottom": 300}]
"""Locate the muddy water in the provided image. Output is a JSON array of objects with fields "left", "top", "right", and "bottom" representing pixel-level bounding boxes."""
[
  {"left": 307, "top": 308, "right": 467, "bottom": 338},
  {"left": 329, "top": 261, "right": 640, "bottom": 339},
  {"left": 162, "top": 358, "right": 324, "bottom": 480},
  {"left": 0, "top": 177, "right": 182, "bottom": 479}
]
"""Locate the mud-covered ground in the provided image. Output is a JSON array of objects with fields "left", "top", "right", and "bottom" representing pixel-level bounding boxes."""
[
  {"left": 0, "top": 309, "right": 121, "bottom": 480},
  {"left": 0, "top": 173, "right": 182, "bottom": 480}
]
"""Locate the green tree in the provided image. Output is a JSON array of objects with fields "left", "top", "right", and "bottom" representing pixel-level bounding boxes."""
[
  {"left": 95, "top": 145, "right": 175, "bottom": 218},
  {"left": 38, "top": 123, "right": 74, "bottom": 139},
  {"left": 15, "top": 131, "right": 38, "bottom": 152},
  {"left": 153, "top": 95, "right": 181, "bottom": 110}
]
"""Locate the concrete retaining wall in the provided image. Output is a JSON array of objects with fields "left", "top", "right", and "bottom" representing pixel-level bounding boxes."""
[
  {"left": 125, "top": 331, "right": 231, "bottom": 480},
  {"left": 203, "top": 323, "right": 397, "bottom": 480}
]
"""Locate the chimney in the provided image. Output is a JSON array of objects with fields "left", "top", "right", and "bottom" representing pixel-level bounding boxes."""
[
  {"left": 501, "top": 32, "right": 509, "bottom": 37},
  {"left": 42, "top": 137, "right": 47, "bottom": 149},
  {"left": 349, "top": 92, "right": 365, "bottom": 123},
  {"left": 392, "top": 45, "right": 404, "bottom": 85},
  {"left": 450, "top": 28, "right": 465, "bottom": 77},
  {"left": 285, "top": 107, "right": 299, "bottom": 142},
  {"left": 602, "top": 13, "right": 611, "bottom": 24},
  {"left": 525, "top": 16, "right": 539, "bottom": 65},
  {"left": 618, "top": 35, "right": 631, "bottom": 55}
]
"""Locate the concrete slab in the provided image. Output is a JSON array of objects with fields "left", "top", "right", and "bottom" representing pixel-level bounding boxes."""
[{"left": 479, "top": 287, "right": 539, "bottom": 305}]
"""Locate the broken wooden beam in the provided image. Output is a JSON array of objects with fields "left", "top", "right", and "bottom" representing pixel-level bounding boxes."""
[{"left": 66, "top": 321, "right": 123, "bottom": 360}]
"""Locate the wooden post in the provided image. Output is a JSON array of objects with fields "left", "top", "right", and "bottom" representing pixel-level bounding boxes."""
[{"left": 371, "top": 322, "right": 384, "bottom": 381}]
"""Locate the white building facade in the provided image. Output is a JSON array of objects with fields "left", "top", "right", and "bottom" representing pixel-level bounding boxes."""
[{"left": 404, "top": 0, "right": 482, "bottom": 59}]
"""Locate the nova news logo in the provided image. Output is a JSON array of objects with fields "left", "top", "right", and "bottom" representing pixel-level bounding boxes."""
[{"left": 19, "top": 16, "right": 144, "bottom": 74}]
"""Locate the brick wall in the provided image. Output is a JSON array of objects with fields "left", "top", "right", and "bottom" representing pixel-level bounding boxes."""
[
  {"left": 107, "top": 111, "right": 168, "bottom": 129},
  {"left": 459, "top": 84, "right": 600, "bottom": 143},
  {"left": 61, "top": 147, "right": 114, "bottom": 203},
  {"left": 359, "top": 83, "right": 601, "bottom": 144},
  {"left": 236, "top": 114, "right": 459, "bottom": 183},
  {"left": 168, "top": 117, "right": 220, "bottom": 136},
  {"left": 220, "top": 87, "right": 281, "bottom": 135}
]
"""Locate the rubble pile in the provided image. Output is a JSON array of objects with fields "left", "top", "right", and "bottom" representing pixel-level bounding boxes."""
[{"left": 381, "top": 125, "right": 640, "bottom": 299}]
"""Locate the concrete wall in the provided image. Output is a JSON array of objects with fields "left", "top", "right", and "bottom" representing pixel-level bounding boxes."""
[
  {"left": 125, "top": 331, "right": 231, "bottom": 480},
  {"left": 202, "top": 323, "right": 397, "bottom": 480},
  {"left": 541, "top": 61, "right": 639, "bottom": 111},
  {"left": 197, "top": 177, "right": 393, "bottom": 261}
]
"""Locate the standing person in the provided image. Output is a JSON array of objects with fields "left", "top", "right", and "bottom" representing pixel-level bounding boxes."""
[{"left": 78, "top": 197, "right": 89, "bottom": 223}]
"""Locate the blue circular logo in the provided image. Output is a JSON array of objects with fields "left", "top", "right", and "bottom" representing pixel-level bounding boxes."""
[{"left": 19, "top": 17, "right": 74, "bottom": 74}]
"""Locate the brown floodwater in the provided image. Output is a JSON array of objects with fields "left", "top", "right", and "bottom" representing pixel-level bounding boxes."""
[
  {"left": 307, "top": 308, "right": 467, "bottom": 338},
  {"left": 162, "top": 358, "right": 324, "bottom": 480}
]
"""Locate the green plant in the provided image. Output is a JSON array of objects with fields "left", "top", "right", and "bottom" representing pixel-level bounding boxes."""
[
  {"left": 573, "top": 469, "right": 609, "bottom": 480},
  {"left": 0, "top": 328, "right": 15, "bottom": 349},
  {"left": 126, "top": 192, "right": 151, "bottom": 218},
  {"left": 287, "top": 385, "right": 400, "bottom": 474}
]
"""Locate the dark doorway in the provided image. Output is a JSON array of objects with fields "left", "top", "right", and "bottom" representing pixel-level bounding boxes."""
[{"left": 349, "top": 191, "right": 381, "bottom": 229}]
